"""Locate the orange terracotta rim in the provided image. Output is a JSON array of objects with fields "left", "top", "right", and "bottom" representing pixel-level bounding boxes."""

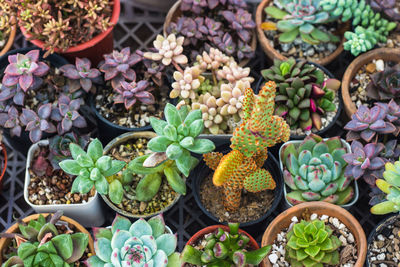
[
  {"left": 341, "top": 47, "right": 400, "bottom": 119},
  {"left": 0, "top": 143, "right": 7, "bottom": 184},
  {"left": 184, "top": 225, "right": 266, "bottom": 267},
  {"left": 163, "top": 0, "right": 257, "bottom": 67},
  {"left": 261, "top": 202, "right": 367, "bottom": 267},
  {"left": 0, "top": 17, "right": 17, "bottom": 57},
  {"left": 256, "top": 0, "right": 347, "bottom": 66},
  {"left": 0, "top": 213, "right": 95, "bottom": 265},
  {"left": 19, "top": 0, "right": 120, "bottom": 53}
]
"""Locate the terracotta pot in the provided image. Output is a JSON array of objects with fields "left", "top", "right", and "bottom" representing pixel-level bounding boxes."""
[
  {"left": 102, "top": 131, "right": 181, "bottom": 219},
  {"left": 341, "top": 48, "right": 400, "bottom": 118},
  {"left": 163, "top": 0, "right": 257, "bottom": 67},
  {"left": 19, "top": 0, "right": 121, "bottom": 65},
  {"left": 261, "top": 202, "right": 367, "bottom": 267},
  {"left": 256, "top": 0, "right": 347, "bottom": 66},
  {"left": 0, "top": 18, "right": 16, "bottom": 57},
  {"left": 0, "top": 213, "right": 95, "bottom": 265},
  {"left": 0, "top": 143, "right": 7, "bottom": 191},
  {"left": 183, "top": 225, "right": 266, "bottom": 267}
]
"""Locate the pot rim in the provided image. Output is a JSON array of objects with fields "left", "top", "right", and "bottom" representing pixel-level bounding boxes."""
[{"left": 0, "top": 17, "right": 17, "bottom": 57}]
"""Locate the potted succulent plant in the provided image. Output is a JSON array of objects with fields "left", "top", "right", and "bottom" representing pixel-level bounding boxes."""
[
  {"left": 0, "top": 1, "right": 16, "bottom": 57},
  {"left": 279, "top": 134, "right": 359, "bottom": 208},
  {"left": 86, "top": 213, "right": 180, "bottom": 267},
  {"left": 0, "top": 211, "right": 94, "bottom": 266},
  {"left": 164, "top": 0, "right": 257, "bottom": 66},
  {"left": 16, "top": 0, "right": 121, "bottom": 64},
  {"left": 192, "top": 81, "right": 290, "bottom": 225},
  {"left": 261, "top": 202, "right": 367, "bottom": 267},
  {"left": 0, "top": 131, "right": 7, "bottom": 191},
  {"left": 341, "top": 47, "right": 400, "bottom": 118},
  {"left": 181, "top": 222, "right": 271, "bottom": 266},
  {"left": 261, "top": 58, "right": 342, "bottom": 138}
]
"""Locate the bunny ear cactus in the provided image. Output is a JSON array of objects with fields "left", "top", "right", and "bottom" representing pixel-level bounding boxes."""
[
  {"left": 282, "top": 134, "right": 355, "bottom": 205},
  {"left": 285, "top": 219, "right": 342, "bottom": 267},
  {"left": 181, "top": 223, "right": 271, "bottom": 267},
  {"left": 204, "top": 81, "right": 291, "bottom": 211},
  {"left": 86, "top": 214, "right": 178, "bottom": 267},
  {"left": 59, "top": 138, "right": 127, "bottom": 205}
]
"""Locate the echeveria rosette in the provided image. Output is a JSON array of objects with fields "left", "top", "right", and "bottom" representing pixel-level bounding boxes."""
[
  {"left": 366, "top": 63, "right": 400, "bottom": 101},
  {"left": 59, "top": 138, "right": 127, "bottom": 204},
  {"left": 2, "top": 50, "right": 49, "bottom": 92},
  {"left": 114, "top": 80, "right": 154, "bottom": 110},
  {"left": 60, "top": 57, "right": 101, "bottom": 93},
  {"left": 375, "top": 100, "right": 400, "bottom": 134},
  {"left": 86, "top": 214, "right": 179, "bottom": 267},
  {"left": 282, "top": 134, "right": 354, "bottom": 205},
  {"left": 0, "top": 106, "right": 22, "bottom": 137},
  {"left": 0, "top": 84, "right": 25, "bottom": 106}
]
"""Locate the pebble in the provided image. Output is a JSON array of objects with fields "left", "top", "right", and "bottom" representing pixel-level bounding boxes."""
[
  {"left": 310, "top": 213, "right": 318, "bottom": 220},
  {"left": 376, "top": 59, "right": 385, "bottom": 72},
  {"left": 269, "top": 253, "right": 279, "bottom": 264},
  {"left": 377, "top": 253, "right": 386, "bottom": 260},
  {"left": 366, "top": 62, "right": 376, "bottom": 73},
  {"left": 291, "top": 216, "right": 298, "bottom": 223}
]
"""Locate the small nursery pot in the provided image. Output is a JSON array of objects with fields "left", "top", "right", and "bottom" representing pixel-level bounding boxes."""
[
  {"left": 0, "top": 213, "right": 95, "bottom": 264},
  {"left": 183, "top": 225, "right": 266, "bottom": 267},
  {"left": 191, "top": 144, "right": 283, "bottom": 227},
  {"left": 341, "top": 47, "right": 400, "bottom": 118},
  {"left": 0, "top": 143, "right": 7, "bottom": 191},
  {"left": 0, "top": 17, "right": 16, "bottom": 57},
  {"left": 255, "top": 0, "right": 348, "bottom": 66},
  {"left": 163, "top": 0, "right": 257, "bottom": 67},
  {"left": 19, "top": 0, "right": 120, "bottom": 65},
  {"left": 279, "top": 138, "right": 359, "bottom": 209},
  {"left": 102, "top": 131, "right": 181, "bottom": 219},
  {"left": 24, "top": 140, "right": 105, "bottom": 227},
  {"left": 261, "top": 202, "right": 367, "bottom": 267}
]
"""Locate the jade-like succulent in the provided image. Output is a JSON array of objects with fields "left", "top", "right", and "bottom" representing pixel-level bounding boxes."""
[
  {"left": 282, "top": 134, "right": 354, "bottom": 205},
  {"left": 86, "top": 214, "right": 179, "bottom": 267},
  {"left": 59, "top": 138, "right": 126, "bottom": 204},
  {"left": 1, "top": 211, "right": 89, "bottom": 267},
  {"left": 366, "top": 63, "right": 400, "bottom": 101},
  {"left": 286, "top": 219, "right": 342, "bottom": 266},
  {"left": 181, "top": 223, "right": 271, "bottom": 266}
]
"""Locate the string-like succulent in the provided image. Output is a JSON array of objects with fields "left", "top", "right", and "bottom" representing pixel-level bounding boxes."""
[
  {"left": 366, "top": 63, "right": 400, "bottom": 101},
  {"left": 282, "top": 134, "right": 354, "bottom": 205},
  {"left": 181, "top": 223, "right": 271, "bottom": 266}
]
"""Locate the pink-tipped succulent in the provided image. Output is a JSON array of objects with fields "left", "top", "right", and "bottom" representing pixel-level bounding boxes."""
[
  {"left": 60, "top": 57, "right": 101, "bottom": 93},
  {"left": 3, "top": 50, "right": 49, "bottom": 92},
  {"left": 20, "top": 104, "right": 56, "bottom": 143},
  {"left": 0, "top": 106, "right": 22, "bottom": 137},
  {"left": 143, "top": 34, "right": 188, "bottom": 66},
  {"left": 114, "top": 80, "right": 155, "bottom": 109},
  {"left": 375, "top": 100, "right": 400, "bottom": 135}
]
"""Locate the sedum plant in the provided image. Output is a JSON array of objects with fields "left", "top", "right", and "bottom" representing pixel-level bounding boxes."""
[
  {"left": 86, "top": 214, "right": 179, "bottom": 267},
  {"left": 0, "top": 1, "right": 14, "bottom": 47},
  {"left": 1, "top": 211, "right": 89, "bottom": 267},
  {"left": 59, "top": 138, "right": 126, "bottom": 204},
  {"left": 285, "top": 219, "right": 342, "bottom": 267},
  {"left": 366, "top": 63, "right": 400, "bottom": 101},
  {"left": 282, "top": 134, "right": 354, "bottom": 205},
  {"left": 181, "top": 223, "right": 271, "bottom": 266}
]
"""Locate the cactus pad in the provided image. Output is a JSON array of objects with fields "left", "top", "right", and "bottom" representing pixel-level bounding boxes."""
[
  {"left": 244, "top": 168, "right": 276, "bottom": 192},
  {"left": 203, "top": 152, "right": 224, "bottom": 171},
  {"left": 212, "top": 150, "right": 244, "bottom": 186}
]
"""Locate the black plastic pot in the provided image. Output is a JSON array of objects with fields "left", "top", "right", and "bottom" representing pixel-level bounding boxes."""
[
  {"left": 191, "top": 143, "right": 283, "bottom": 228},
  {"left": 0, "top": 47, "right": 68, "bottom": 155},
  {"left": 256, "top": 61, "right": 343, "bottom": 140}
]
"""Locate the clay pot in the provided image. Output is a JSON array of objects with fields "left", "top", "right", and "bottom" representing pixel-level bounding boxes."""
[
  {"left": 0, "top": 143, "right": 7, "bottom": 191},
  {"left": 19, "top": 0, "right": 121, "bottom": 65},
  {"left": 256, "top": 0, "right": 347, "bottom": 66},
  {"left": 183, "top": 225, "right": 266, "bottom": 267},
  {"left": 163, "top": 0, "right": 257, "bottom": 67},
  {"left": 341, "top": 47, "right": 400, "bottom": 118},
  {"left": 0, "top": 213, "right": 95, "bottom": 264},
  {"left": 261, "top": 202, "right": 367, "bottom": 267},
  {"left": 0, "top": 18, "right": 16, "bottom": 57}
]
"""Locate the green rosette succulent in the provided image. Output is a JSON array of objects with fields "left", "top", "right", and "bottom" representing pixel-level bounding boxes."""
[
  {"left": 59, "top": 138, "right": 126, "bottom": 205},
  {"left": 282, "top": 134, "right": 354, "bottom": 205},
  {"left": 286, "top": 219, "right": 342, "bottom": 267},
  {"left": 86, "top": 214, "right": 179, "bottom": 267}
]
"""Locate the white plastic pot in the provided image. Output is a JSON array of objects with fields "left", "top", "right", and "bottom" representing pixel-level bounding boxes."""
[{"left": 24, "top": 140, "right": 105, "bottom": 227}]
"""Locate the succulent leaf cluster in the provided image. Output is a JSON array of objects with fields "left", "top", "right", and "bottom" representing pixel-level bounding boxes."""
[
  {"left": 282, "top": 134, "right": 354, "bottom": 205},
  {"left": 1, "top": 211, "right": 89, "bottom": 267},
  {"left": 370, "top": 0, "right": 400, "bottom": 21},
  {"left": 60, "top": 58, "right": 101, "bottom": 93},
  {"left": 0, "top": 0, "right": 14, "bottom": 44},
  {"left": 285, "top": 219, "right": 342, "bottom": 267},
  {"left": 87, "top": 214, "right": 179, "bottom": 267},
  {"left": 144, "top": 34, "right": 188, "bottom": 66},
  {"left": 261, "top": 58, "right": 340, "bottom": 132},
  {"left": 181, "top": 223, "right": 271, "bottom": 266},
  {"left": 366, "top": 63, "right": 400, "bottom": 101},
  {"left": 59, "top": 138, "right": 127, "bottom": 205}
]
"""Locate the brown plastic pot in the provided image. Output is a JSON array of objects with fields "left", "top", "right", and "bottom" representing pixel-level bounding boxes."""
[
  {"left": 0, "top": 213, "right": 95, "bottom": 265},
  {"left": 183, "top": 225, "right": 266, "bottom": 267},
  {"left": 256, "top": 0, "right": 347, "bottom": 66},
  {"left": 164, "top": 0, "right": 257, "bottom": 67},
  {"left": 0, "top": 143, "right": 7, "bottom": 191},
  {"left": 341, "top": 47, "right": 400, "bottom": 118},
  {"left": 0, "top": 18, "right": 16, "bottom": 57},
  {"left": 19, "top": 0, "right": 121, "bottom": 65},
  {"left": 261, "top": 202, "right": 367, "bottom": 267}
]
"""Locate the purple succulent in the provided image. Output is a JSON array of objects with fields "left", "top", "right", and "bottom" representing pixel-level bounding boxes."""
[
  {"left": 181, "top": 0, "right": 208, "bottom": 14},
  {"left": 370, "top": 0, "right": 400, "bottom": 21},
  {"left": 344, "top": 105, "right": 397, "bottom": 142},
  {"left": 2, "top": 50, "right": 49, "bottom": 92},
  {"left": 381, "top": 139, "right": 400, "bottom": 159},
  {"left": 142, "top": 58, "right": 165, "bottom": 87},
  {"left": 205, "top": 17, "right": 222, "bottom": 36},
  {"left": 375, "top": 100, "right": 400, "bottom": 134},
  {"left": 51, "top": 94, "right": 87, "bottom": 135},
  {"left": 60, "top": 57, "right": 101, "bottom": 93},
  {"left": 213, "top": 33, "right": 235, "bottom": 55},
  {"left": 0, "top": 106, "right": 22, "bottom": 137},
  {"left": 99, "top": 47, "right": 142, "bottom": 90},
  {"left": 20, "top": 104, "right": 56, "bottom": 143},
  {"left": 0, "top": 85, "right": 25, "bottom": 106},
  {"left": 342, "top": 141, "right": 385, "bottom": 185},
  {"left": 115, "top": 80, "right": 154, "bottom": 109},
  {"left": 221, "top": 9, "right": 255, "bottom": 42},
  {"left": 237, "top": 40, "right": 254, "bottom": 61},
  {"left": 366, "top": 63, "right": 400, "bottom": 100}
]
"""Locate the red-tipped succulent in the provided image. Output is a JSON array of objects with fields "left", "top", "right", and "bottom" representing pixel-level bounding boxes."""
[
  {"left": 114, "top": 80, "right": 155, "bottom": 109},
  {"left": 20, "top": 104, "right": 56, "bottom": 143}
]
